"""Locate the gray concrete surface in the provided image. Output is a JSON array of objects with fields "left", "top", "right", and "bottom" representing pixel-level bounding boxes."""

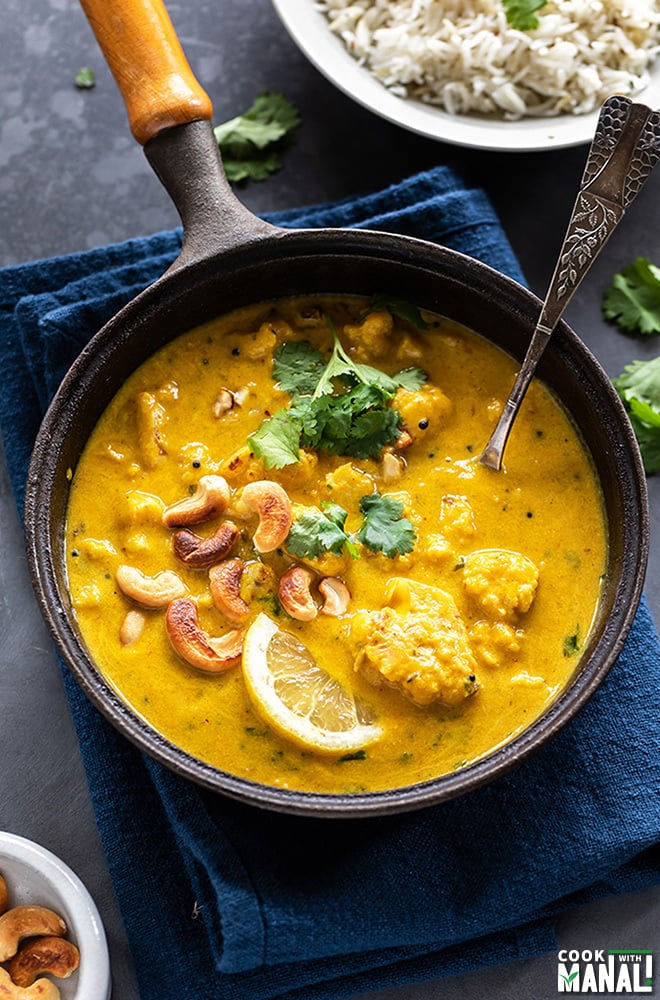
[{"left": 0, "top": 1, "right": 658, "bottom": 998}]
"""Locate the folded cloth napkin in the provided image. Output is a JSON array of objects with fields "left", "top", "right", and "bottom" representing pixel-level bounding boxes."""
[{"left": 1, "top": 166, "right": 659, "bottom": 1000}]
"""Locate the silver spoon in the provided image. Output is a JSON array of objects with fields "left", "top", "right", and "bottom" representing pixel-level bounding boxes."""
[{"left": 480, "top": 94, "right": 660, "bottom": 471}]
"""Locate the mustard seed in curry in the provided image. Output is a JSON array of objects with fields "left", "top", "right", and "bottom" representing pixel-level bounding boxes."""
[{"left": 65, "top": 295, "right": 607, "bottom": 794}]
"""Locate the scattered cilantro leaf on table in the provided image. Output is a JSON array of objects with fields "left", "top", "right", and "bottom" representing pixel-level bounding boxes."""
[
  {"left": 502, "top": 0, "right": 547, "bottom": 30},
  {"left": 355, "top": 493, "right": 417, "bottom": 557},
  {"left": 248, "top": 318, "right": 427, "bottom": 468},
  {"left": 613, "top": 356, "right": 660, "bottom": 474},
  {"left": 213, "top": 92, "right": 301, "bottom": 183},
  {"left": 74, "top": 67, "right": 95, "bottom": 89},
  {"left": 602, "top": 258, "right": 660, "bottom": 335}
]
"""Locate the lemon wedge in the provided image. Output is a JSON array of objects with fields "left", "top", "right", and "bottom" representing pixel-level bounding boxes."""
[{"left": 242, "top": 613, "right": 382, "bottom": 754}]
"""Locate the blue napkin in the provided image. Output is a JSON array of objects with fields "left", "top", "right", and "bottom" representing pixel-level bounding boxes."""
[{"left": 1, "top": 166, "right": 658, "bottom": 1000}]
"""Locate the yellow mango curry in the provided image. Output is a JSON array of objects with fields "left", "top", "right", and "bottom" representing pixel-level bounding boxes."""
[{"left": 65, "top": 295, "right": 607, "bottom": 794}]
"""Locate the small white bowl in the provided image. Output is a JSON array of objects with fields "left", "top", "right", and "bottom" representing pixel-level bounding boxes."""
[
  {"left": 0, "top": 832, "right": 111, "bottom": 1000},
  {"left": 271, "top": 0, "right": 660, "bottom": 152}
]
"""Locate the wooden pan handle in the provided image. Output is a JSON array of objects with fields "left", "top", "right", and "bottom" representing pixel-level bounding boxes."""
[{"left": 79, "top": 0, "right": 213, "bottom": 145}]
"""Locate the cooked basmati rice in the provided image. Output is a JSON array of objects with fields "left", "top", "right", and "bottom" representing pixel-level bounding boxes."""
[{"left": 316, "top": 0, "right": 660, "bottom": 118}]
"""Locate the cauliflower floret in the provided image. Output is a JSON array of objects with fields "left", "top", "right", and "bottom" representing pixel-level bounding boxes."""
[
  {"left": 271, "top": 449, "right": 319, "bottom": 492},
  {"left": 121, "top": 490, "right": 165, "bottom": 525},
  {"left": 419, "top": 496, "right": 476, "bottom": 566},
  {"left": 343, "top": 310, "right": 394, "bottom": 361},
  {"left": 463, "top": 549, "right": 539, "bottom": 619},
  {"left": 77, "top": 538, "right": 118, "bottom": 561},
  {"left": 217, "top": 445, "right": 264, "bottom": 485},
  {"left": 323, "top": 462, "right": 375, "bottom": 508},
  {"left": 178, "top": 442, "right": 222, "bottom": 483},
  {"left": 349, "top": 578, "right": 478, "bottom": 707},
  {"left": 393, "top": 384, "right": 452, "bottom": 444},
  {"left": 438, "top": 495, "right": 477, "bottom": 540},
  {"left": 469, "top": 620, "right": 522, "bottom": 668}
]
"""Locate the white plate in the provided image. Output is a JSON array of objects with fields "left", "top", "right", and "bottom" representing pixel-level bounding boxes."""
[
  {"left": 0, "top": 832, "right": 111, "bottom": 1000},
  {"left": 271, "top": 0, "right": 660, "bottom": 152}
]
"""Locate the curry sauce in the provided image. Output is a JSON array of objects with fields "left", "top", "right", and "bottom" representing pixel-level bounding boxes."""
[{"left": 65, "top": 296, "right": 607, "bottom": 794}]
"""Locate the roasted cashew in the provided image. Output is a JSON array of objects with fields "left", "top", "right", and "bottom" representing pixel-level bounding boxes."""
[
  {"left": 116, "top": 565, "right": 187, "bottom": 609},
  {"left": 173, "top": 521, "right": 238, "bottom": 569},
  {"left": 237, "top": 481, "right": 292, "bottom": 553},
  {"left": 209, "top": 559, "right": 250, "bottom": 623},
  {"left": 0, "top": 967, "right": 60, "bottom": 999},
  {"left": 212, "top": 387, "right": 249, "bottom": 417},
  {"left": 318, "top": 577, "right": 351, "bottom": 617},
  {"left": 0, "top": 874, "right": 7, "bottom": 916},
  {"left": 381, "top": 451, "right": 405, "bottom": 482},
  {"left": 278, "top": 566, "right": 317, "bottom": 622},
  {"left": 8, "top": 936, "right": 80, "bottom": 988},
  {"left": 166, "top": 599, "right": 244, "bottom": 673},
  {"left": 162, "top": 475, "right": 231, "bottom": 528},
  {"left": 0, "top": 906, "right": 67, "bottom": 963},
  {"left": 119, "top": 610, "right": 146, "bottom": 647},
  {"left": 212, "top": 388, "right": 235, "bottom": 417}
]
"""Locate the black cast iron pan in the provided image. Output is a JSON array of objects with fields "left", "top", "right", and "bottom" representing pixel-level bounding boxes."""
[{"left": 24, "top": 0, "right": 649, "bottom": 816}]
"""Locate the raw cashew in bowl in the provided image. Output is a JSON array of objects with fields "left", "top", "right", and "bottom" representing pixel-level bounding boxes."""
[
  {"left": 0, "top": 905, "right": 67, "bottom": 962},
  {"left": 8, "top": 936, "right": 80, "bottom": 988},
  {"left": 0, "top": 967, "right": 61, "bottom": 998}
]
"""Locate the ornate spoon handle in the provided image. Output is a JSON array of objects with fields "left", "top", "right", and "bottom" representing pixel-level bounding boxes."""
[{"left": 480, "top": 95, "right": 660, "bottom": 471}]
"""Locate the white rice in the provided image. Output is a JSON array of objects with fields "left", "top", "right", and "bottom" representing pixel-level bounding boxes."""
[{"left": 316, "top": 0, "right": 660, "bottom": 118}]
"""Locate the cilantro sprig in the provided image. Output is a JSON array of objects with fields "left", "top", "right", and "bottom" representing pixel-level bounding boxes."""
[
  {"left": 613, "top": 356, "right": 660, "bottom": 474},
  {"left": 214, "top": 92, "right": 301, "bottom": 183},
  {"left": 249, "top": 318, "right": 426, "bottom": 469},
  {"left": 502, "top": 0, "right": 547, "bottom": 30},
  {"left": 603, "top": 258, "right": 660, "bottom": 336},
  {"left": 285, "top": 495, "right": 416, "bottom": 560},
  {"left": 286, "top": 503, "right": 360, "bottom": 560}
]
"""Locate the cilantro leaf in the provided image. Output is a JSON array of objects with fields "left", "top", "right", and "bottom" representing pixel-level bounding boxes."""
[
  {"left": 248, "top": 410, "right": 301, "bottom": 468},
  {"left": 318, "top": 317, "right": 426, "bottom": 396},
  {"left": 213, "top": 92, "right": 301, "bottom": 184},
  {"left": 273, "top": 341, "right": 327, "bottom": 395},
  {"left": 286, "top": 503, "right": 351, "bottom": 560},
  {"left": 364, "top": 294, "right": 430, "bottom": 330},
  {"left": 394, "top": 368, "right": 429, "bottom": 391},
  {"left": 74, "top": 67, "right": 95, "bottom": 89},
  {"left": 223, "top": 152, "right": 282, "bottom": 184},
  {"left": 250, "top": 318, "right": 427, "bottom": 466},
  {"left": 355, "top": 493, "right": 416, "bottom": 557},
  {"left": 299, "top": 383, "right": 401, "bottom": 459},
  {"left": 613, "top": 357, "right": 660, "bottom": 473},
  {"left": 602, "top": 258, "right": 660, "bottom": 335},
  {"left": 502, "top": 0, "right": 547, "bottom": 30}
]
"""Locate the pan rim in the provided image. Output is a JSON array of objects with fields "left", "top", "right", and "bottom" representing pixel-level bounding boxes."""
[{"left": 23, "top": 225, "right": 650, "bottom": 817}]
